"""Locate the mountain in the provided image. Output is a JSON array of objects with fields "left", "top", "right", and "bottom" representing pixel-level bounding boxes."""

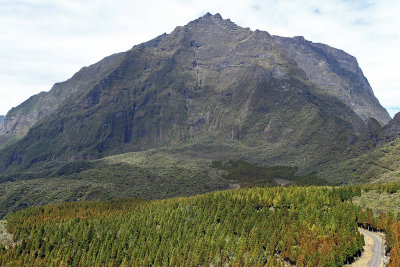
[
  {"left": 0, "top": 13, "right": 394, "bottom": 216},
  {"left": 0, "top": 115, "right": 4, "bottom": 125}
]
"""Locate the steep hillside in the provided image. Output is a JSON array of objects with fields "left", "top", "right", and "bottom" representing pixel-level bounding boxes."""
[
  {"left": 379, "top": 112, "right": 400, "bottom": 142},
  {"left": 337, "top": 137, "right": 400, "bottom": 184},
  {"left": 274, "top": 36, "right": 390, "bottom": 125},
  {"left": 0, "top": 116, "right": 4, "bottom": 125},
  {"left": 0, "top": 52, "right": 125, "bottom": 150},
  {"left": 320, "top": 113, "right": 400, "bottom": 184},
  {"left": 0, "top": 13, "right": 368, "bottom": 177}
]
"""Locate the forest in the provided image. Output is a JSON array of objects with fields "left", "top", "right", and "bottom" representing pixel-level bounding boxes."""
[
  {"left": 1, "top": 183, "right": 400, "bottom": 266},
  {"left": 0, "top": 186, "right": 366, "bottom": 266}
]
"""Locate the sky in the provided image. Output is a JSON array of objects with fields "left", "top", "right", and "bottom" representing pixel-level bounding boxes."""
[{"left": 0, "top": 0, "right": 399, "bottom": 117}]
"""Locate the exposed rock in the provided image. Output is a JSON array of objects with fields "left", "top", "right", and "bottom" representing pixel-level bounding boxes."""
[{"left": 274, "top": 36, "right": 390, "bottom": 125}]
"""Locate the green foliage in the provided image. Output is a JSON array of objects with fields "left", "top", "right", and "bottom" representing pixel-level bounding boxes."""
[
  {"left": 323, "top": 138, "right": 400, "bottom": 185},
  {"left": 0, "top": 151, "right": 228, "bottom": 219},
  {"left": 212, "top": 160, "right": 330, "bottom": 187},
  {"left": 56, "top": 161, "right": 95, "bottom": 176},
  {"left": 0, "top": 186, "right": 363, "bottom": 266},
  {"left": 353, "top": 182, "right": 400, "bottom": 215}
]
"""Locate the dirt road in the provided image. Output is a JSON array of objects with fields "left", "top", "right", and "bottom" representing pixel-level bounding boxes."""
[{"left": 350, "top": 228, "right": 384, "bottom": 267}]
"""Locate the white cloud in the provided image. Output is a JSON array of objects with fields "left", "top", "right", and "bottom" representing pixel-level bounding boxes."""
[{"left": 0, "top": 0, "right": 399, "bottom": 117}]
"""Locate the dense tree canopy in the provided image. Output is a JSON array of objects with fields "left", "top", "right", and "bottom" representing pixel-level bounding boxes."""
[{"left": 0, "top": 186, "right": 364, "bottom": 266}]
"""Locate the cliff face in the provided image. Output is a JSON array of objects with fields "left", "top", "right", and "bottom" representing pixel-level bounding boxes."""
[{"left": 274, "top": 36, "right": 390, "bottom": 125}]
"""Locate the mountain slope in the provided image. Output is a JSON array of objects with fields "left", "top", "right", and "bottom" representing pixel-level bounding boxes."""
[
  {"left": 379, "top": 112, "right": 400, "bottom": 142},
  {"left": 0, "top": 150, "right": 229, "bottom": 218},
  {"left": 0, "top": 13, "right": 369, "bottom": 177},
  {"left": 0, "top": 116, "right": 4, "bottom": 125},
  {"left": 0, "top": 52, "right": 125, "bottom": 150},
  {"left": 323, "top": 113, "right": 400, "bottom": 184},
  {"left": 274, "top": 36, "right": 390, "bottom": 125}
]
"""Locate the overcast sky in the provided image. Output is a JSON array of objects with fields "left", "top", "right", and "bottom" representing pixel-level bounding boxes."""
[{"left": 0, "top": 0, "right": 399, "bottom": 117}]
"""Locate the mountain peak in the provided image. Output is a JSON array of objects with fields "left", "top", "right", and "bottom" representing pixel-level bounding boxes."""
[
  {"left": 188, "top": 12, "right": 238, "bottom": 29},
  {"left": 201, "top": 12, "right": 222, "bottom": 20}
]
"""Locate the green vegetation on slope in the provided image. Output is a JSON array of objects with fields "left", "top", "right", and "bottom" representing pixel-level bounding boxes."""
[
  {"left": 353, "top": 183, "right": 400, "bottom": 267},
  {"left": 0, "top": 148, "right": 335, "bottom": 219},
  {"left": 322, "top": 138, "right": 400, "bottom": 185},
  {"left": 0, "top": 186, "right": 364, "bottom": 266},
  {"left": 212, "top": 160, "right": 330, "bottom": 187},
  {"left": 353, "top": 183, "right": 400, "bottom": 214},
  {"left": 0, "top": 151, "right": 228, "bottom": 218}
]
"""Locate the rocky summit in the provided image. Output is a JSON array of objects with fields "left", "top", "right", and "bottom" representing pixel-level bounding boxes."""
[{"left": 0, "top": 13, "right": 394, "bottom": 214}]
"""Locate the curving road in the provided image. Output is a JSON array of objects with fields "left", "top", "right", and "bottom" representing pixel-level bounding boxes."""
[{"left": 358, "top": 228, "right": 384, "bottom": 267}]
